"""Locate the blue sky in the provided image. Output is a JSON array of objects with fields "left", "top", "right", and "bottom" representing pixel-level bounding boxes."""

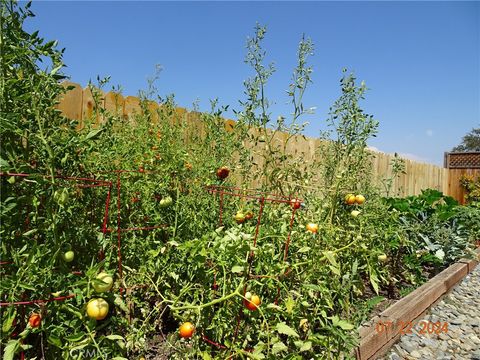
[{"left": 25, "top": 1, "right": 479, "bottom": 165}]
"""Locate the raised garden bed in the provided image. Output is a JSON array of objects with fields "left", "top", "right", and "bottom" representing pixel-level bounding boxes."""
[{"left": 355, "top": 247, "right": 480, "bottom": 360}]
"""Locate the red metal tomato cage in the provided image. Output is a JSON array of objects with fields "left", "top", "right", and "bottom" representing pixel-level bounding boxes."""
[
  {"left": 92, "top": 170, "right": 169, "bottom": 300},
  {"left": 0, "top": 172, "right": 113, "bottom": 359},
  {"left": 204, "top": 184, "right": 303, "bottom": 350}
]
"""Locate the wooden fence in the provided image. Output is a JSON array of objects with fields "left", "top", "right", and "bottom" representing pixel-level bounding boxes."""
[{"left": 56, "top": 81, "right": 475, "bottom": 202}]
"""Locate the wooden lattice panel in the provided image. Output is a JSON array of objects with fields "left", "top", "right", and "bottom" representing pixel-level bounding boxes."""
[{"left": 445, "top": 152, "right": 480, "bottom": 169}]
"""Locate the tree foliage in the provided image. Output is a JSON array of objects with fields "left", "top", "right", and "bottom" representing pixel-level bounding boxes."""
[{"left": 452, "top": 126, "right": 480, "bottom": 152}]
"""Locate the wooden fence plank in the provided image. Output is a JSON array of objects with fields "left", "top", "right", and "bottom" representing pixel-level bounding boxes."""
[
  {"left": 104, "top": 91, "right": 125, "bottom": 118},
  {"left": 56, "top": 81, "right": 83, "bottom": 125}
]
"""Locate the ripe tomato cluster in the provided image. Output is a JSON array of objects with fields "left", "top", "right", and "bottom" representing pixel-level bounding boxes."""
[
  {"left": 244, "top": 292, "right": 261, "bottom": 311},
  {"left": 345, "top": 193, "right": 366, "bottom": 206}
]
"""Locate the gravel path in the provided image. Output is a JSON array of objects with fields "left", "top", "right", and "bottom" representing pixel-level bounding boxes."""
[{"left": 382, "top": 264, "right": 480, "bottom": 360}]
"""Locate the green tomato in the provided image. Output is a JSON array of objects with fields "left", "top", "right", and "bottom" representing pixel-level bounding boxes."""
[
  {"left": 350, "top": 210, "right": 361, "bottom": 218},
  {"left": 92, "top": 272, "right": 113, "bottom": 293},
  {"left": 63, "top": 251, "right": 75, "bottom": 262},
  {"left": 159, "top": 196, "right": 173, "bottom": 208},
  {"left": 378, "top": 254, "right": 388, "bottom": 263}
]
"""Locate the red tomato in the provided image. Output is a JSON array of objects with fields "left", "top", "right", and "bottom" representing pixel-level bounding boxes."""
[
  {"left": 216, "top": 166, "right": 230, "bottom": 180},
  {"left": 291, "top": 199, "right": 301, "bottom": 209}
]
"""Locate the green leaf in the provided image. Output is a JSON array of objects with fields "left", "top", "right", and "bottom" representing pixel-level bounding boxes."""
[
  {"left": 65, "top": 333, "right": 85, "bottom": 342},
  {"left": 323, "top": 250, "right": 337, "bottom": 267},
  {"left": 329, "top": 314, "right": 354, "bottom": 329},
  {"left": 231, "top": 265, "right": 244, "bottom": 274},
  {"left": 2, "top": 309, "right": 16, "bottom": 334},
  {"left": 272, "top": 341, "right": 288, "bottom": 354},
  {"left": 285, "top": 296, "right": 295, "bottom": 314},
  {"left": 83, "top": 128, "right": 104, "bottom": 141},
  {"left": 3, "top": 340, "right": 20, "bottom": 360},
  {"left": 276, "top": 322, "right": 299, "bottom": 337},
  {"left": 105, "top": 334, "right": 124, "bottom": 341},
  {"left": 50, "top": 64, "right": 63, "bottom": 75},
  {"left": 200, "top": 352, "right": 213, "bottom": 360},
  {"left": 18, "top": 282, "right": 36, "bottom": 291},
  {"left": 0, "top": 157, "right": 10, "bottom": 169},
  {"left": 369, "top": 272, "right": 379, "bottom": 294},
  {"left": 47, "top": 334, "right": 63, "bottom": 348},
  {"left": 336, "top": 319, "right": 354, "bottom": 330},
  {"left": 367, "top": 296, "right": 385, "bottom": 308},
  {"left": 294, "top": 340, "right": 312, "bottom": 352},
  {"left": 22, "top": 229, "right": 37, "bottom": 237},
  {"left": 328, "top": 265, "right": 341, "bottom": 276}
]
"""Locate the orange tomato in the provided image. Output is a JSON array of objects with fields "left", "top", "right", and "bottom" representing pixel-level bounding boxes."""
[
  {"left": 345, "top": 194, "right": 356, "bottom": 205},
  {"left": 306, "top": 223, "right": 318, "bottom": 234},
  {"left": 244, "top": 294, "right": 261, "bottom": 311},
  {"left": 355, "top": 194, "right": 365, "bottom": 205},
  {"left": 179, "top": 322, "right": 195, "bottom": 338},
  {"left": 28, "top": 313, "right": 41, "bottom": 328}
]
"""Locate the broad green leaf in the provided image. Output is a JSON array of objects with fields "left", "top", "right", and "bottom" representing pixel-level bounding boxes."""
[
  {"left": 336, "top": 319, "right": 354, "bottom": 330},
  {"left": 294, "top": 340, "right": 312, "bottom": 352},
  {"left": 367, "top": 296, "right": 385, "bottom": 308},
  {"left": 0, "top": 157, "right": 10, "bottom": 168},
  {"left": 272, "top": 341, "right": 288, "bottom": 354},
  {"left": 276, "top": 322, "right": 299, "bottom": 337},
  {"left": 3, "top": 340, "right": 20, "bottom": 360}
]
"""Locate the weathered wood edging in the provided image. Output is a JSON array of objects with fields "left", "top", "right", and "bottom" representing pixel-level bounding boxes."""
[{"left": 355, "top": 247, "right": 480, "bottom": 360}]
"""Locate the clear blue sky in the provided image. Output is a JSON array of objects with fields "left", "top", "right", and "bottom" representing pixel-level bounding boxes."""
[{"left": 25, "top": 1, "right": 479, "bottom": 166}]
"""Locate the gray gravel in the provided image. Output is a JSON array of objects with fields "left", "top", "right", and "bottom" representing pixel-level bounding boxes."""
[{"left": 382, "top": 264, "right": 480, "bottom": 360}]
